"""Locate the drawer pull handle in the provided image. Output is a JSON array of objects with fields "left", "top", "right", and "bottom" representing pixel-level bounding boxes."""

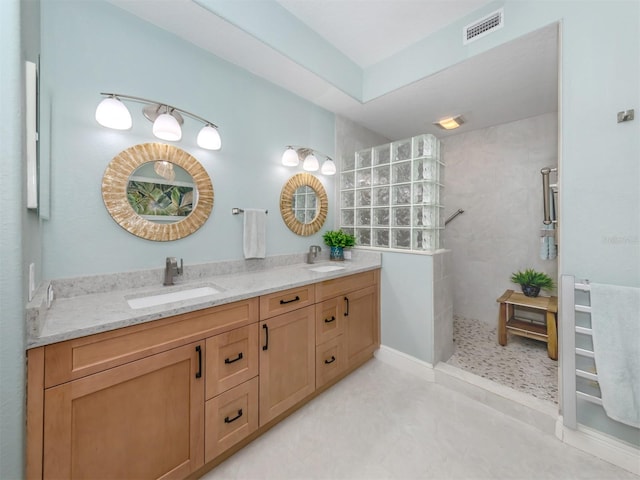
[
  {"left": 324, "top": 316, "right": 336, "bottom": 323},
  {"left": 262, "top": 324, "right": 269, "bottom": 351},
  {"left": 325, "top": 356, "right": 336, "bottom": 364},
  {"left": 224, "top": 409, "right": 243, "bottom": 423},
  {"left": 344, "top": 296, "right": 350, "bottom": 317},
  {"left": 280, "top": 295, "right": 300, "bottom": 305},
  {"left": 224, "top": 352, "right": 244, "bottom": 364},
  {"left": 195, "top": 345, "right": 202, "bottom": 379}
]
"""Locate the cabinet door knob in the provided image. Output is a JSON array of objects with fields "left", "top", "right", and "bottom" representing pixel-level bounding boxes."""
[
  {"left": 344, "top": 297, "right": 350, "bottom": 316},
  {"left": 324, "top": 316, "right": 336, "bottom": 323},
  {"left": 324, "top": 355, "right": 336, "bottom": 364}
]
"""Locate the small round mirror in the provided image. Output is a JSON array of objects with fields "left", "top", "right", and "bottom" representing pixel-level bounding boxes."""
[{"left": 280, "top": 173, "right": 328, "bottom": 236}]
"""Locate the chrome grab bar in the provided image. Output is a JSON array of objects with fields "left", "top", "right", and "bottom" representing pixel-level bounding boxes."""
[
  {"left": 541, "top": 167, "right": 557, "bottom": 225},
  {"left": 445, "top": 209, "right": 464, "bottom": 226}
]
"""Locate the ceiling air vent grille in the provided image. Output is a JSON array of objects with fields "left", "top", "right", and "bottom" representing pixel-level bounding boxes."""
[{"left": 463, "top": 8, "right": 504, "bottom": 45}]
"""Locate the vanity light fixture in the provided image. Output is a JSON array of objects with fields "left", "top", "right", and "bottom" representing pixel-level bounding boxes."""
[
  {"left": 281, "top": 146, "right": 336, "bottom": 175},
  {"left": 433, "top": 115, "right": 464, "bottom": 130},
  {"left": 95, "top": 93, "right": 222, "bottom": 150}
]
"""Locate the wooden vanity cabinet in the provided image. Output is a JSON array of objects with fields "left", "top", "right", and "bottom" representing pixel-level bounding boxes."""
[{"left": 27, "top": 269, "right": 380, "bottom": 479}]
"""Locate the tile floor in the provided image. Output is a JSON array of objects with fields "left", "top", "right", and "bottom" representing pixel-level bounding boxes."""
[
  {"left": 447, "top": 315, "right": 558, "bottom": 404},
  {"left": 200, "top": 359, "right": 636, "bottom": 480}
]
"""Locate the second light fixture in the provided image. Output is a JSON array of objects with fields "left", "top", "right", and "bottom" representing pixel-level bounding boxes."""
[{"left": 281, "top": 146, "right": 336, "bottom": 175}]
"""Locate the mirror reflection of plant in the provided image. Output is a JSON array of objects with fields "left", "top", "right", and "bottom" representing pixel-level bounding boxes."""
[{"left": 127, "top": 181, "right": 193, "bottom": 217}]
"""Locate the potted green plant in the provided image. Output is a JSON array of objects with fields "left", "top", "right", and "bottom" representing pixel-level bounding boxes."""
[
  {"left": 322, "top": 229, "right": 356, "bottom": 261},
  {"left": 510, "top": 268, "right": 555, "bottom": 297}
]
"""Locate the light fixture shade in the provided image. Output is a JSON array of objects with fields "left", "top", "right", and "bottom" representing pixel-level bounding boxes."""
[
  {"left": 153, "top": 112, "right": 182, "bottom": 141},
  {"left": 282, "top": 147, "right": 299, "bottom": 167},
  {"left": 197, "top": 125, "right": 222, "bottom": 150},
  {"left": 302, "top": 153, "right": 319, "bottom": 172},
  {"left": 95, "top": 97, "right": 132, "bottom": 130},
  {"left": 320, "top": 158, "right": 336, "bottom": 175}
]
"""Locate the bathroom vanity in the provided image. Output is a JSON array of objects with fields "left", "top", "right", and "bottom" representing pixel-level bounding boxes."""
[{"left": 25, "top": 255, "right": 380, "bottom": 479}]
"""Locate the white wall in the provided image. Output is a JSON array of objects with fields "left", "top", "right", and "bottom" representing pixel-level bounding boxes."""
[{"left": 442, "top": 113, "right": 559, "bottom": 326}]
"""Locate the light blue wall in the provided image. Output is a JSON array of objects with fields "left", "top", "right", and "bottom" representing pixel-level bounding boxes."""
[
  {"left": 380, "top": 252, "right": 435, "bottom": 363},
  {"left": 1, "top": 0, "right": 40, "bottom": 477},
  {"left": 558, "top": 1, "right": 639, "bottom": 286},
  {"left": 40, "top": 0, "right": 336, "bottom": 279},
  {"left": 195, "top": 0, "right": 362, "bottom": 99}
]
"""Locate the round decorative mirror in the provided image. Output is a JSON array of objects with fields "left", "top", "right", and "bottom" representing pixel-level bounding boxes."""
[
  {"left": 280, "top": 173, "right": 328, "bottom": 236},
  {"left": 102, "top": 143, "right": 213, "bottom": 241}
]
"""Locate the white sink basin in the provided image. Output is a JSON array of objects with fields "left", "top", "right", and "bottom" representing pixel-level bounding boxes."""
[
  {"left": 308, "top": 265, "right": 346, "bottom": 273},
  {"left": 127, "top": 286, "right": 220, "bottom": 309}
]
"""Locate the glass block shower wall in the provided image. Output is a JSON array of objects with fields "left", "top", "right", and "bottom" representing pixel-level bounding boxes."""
[{"left": 339, "top": 134, "right": 443, "bottom": 251}]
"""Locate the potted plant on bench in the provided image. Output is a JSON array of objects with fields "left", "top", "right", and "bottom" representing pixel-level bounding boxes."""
[{"left": 510, "top": 268, "right": 555, "bottom": 297}]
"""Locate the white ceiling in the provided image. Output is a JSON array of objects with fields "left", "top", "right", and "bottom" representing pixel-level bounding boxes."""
[{"left": 108, "top": 0, "right": 558, "bottom": 140}]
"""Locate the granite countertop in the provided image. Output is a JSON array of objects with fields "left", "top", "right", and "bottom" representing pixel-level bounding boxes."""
[{"left": 26, "top": 250, "right": 382, "bottom": 349}]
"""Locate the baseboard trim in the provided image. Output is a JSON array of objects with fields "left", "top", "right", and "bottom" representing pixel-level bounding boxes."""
[
  {"left": 556, "top": 418, "right": 640, "bottom": 476},
  {"left": 374, "top": 345, "right": 435, "bottom": 382},
  {"left": 377, "top": 345, "right": 639, "bottom": 475}
]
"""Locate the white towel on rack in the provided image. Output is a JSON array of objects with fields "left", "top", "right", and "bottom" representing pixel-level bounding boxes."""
[
  {"left": 243, "top": 209, "right": 267, "bottom": 259},
  {"left": 590, "top": 283, "right": 640, "bottom": 428}
]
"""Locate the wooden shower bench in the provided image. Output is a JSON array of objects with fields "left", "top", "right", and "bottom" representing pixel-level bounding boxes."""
[{"left": 497, "top": 289, "right": 558, "bottom": 360}]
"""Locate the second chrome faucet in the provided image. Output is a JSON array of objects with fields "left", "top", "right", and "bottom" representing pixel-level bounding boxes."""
[{"left": 306, "top": 245, "right": 322, "bottom": 264}]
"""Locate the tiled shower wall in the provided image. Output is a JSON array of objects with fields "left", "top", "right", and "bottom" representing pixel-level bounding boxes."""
[{"left": 441, "top": 113, "right": 558, "bottom": 327}]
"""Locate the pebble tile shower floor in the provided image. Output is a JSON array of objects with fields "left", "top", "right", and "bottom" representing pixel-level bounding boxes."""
[{"left": 447, "top": 315, "right": 558, "bottom": 404}]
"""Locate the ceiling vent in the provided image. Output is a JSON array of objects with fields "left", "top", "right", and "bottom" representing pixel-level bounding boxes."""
[{"left": 463, "top": 8, "right": 504, "bottom": 45}]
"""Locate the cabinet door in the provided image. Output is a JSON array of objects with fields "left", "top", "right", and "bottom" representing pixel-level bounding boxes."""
[
  {"left": 44, "top": 342, "right": 204, "bottom": 480},
  {"left": 259, "top": 306, "right": 315, "bottom": 426},
  {"left": 344, "top": 285, "right": 380, "bottom": 367}
]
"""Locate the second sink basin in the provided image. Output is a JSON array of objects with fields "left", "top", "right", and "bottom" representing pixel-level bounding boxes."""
[
  {"left": 308, "top": 265, "right": 346, "bottom": 273},
  {"left": 127, "top": 285, "right": 220, "bottom": 309}
]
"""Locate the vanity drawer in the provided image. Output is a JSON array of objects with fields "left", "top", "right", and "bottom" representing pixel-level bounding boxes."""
[
  {"left": 259, "top": 284, "right": 315, "bottom": 320},
  {"left": 205, "top": 377, "right": 259, "bottom": 462},
  {"left": 316, "top": 335, "right": 347, "bottom": 389},
  {"left": 315, "top": 297, "right": 345, "bottom": 346},
  {"left": 44, "top": 298, "right": 258, "bottom": 388},
  {"left": 206, "top": 324, "right": 259, "bottom": 399},
  {"left": 315, "top": 270, "right": 379, "bottom": 302}
]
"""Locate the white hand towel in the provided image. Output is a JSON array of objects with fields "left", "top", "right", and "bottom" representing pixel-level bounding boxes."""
[
  {"left": 590, "top": 283, "right": 640, "bottom": 428},
  {"left": 243, "top": 209, "right": 267, "bottom": 259}
]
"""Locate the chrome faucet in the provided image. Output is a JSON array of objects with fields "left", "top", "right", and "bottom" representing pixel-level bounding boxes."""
[
  {"left": 306, "top": 245, "right": 322, "bottom": 264},
  {"left": 163, "top": 257, "right": 183, "bottom": 286}
]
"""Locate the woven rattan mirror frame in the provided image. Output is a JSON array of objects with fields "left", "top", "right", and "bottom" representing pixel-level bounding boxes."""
[
  {"left": 102, "top": 143, "right": 213, "bottom": 241},
  {"left": 279, "top": 173, "right": 328, "bottom": 236}
]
